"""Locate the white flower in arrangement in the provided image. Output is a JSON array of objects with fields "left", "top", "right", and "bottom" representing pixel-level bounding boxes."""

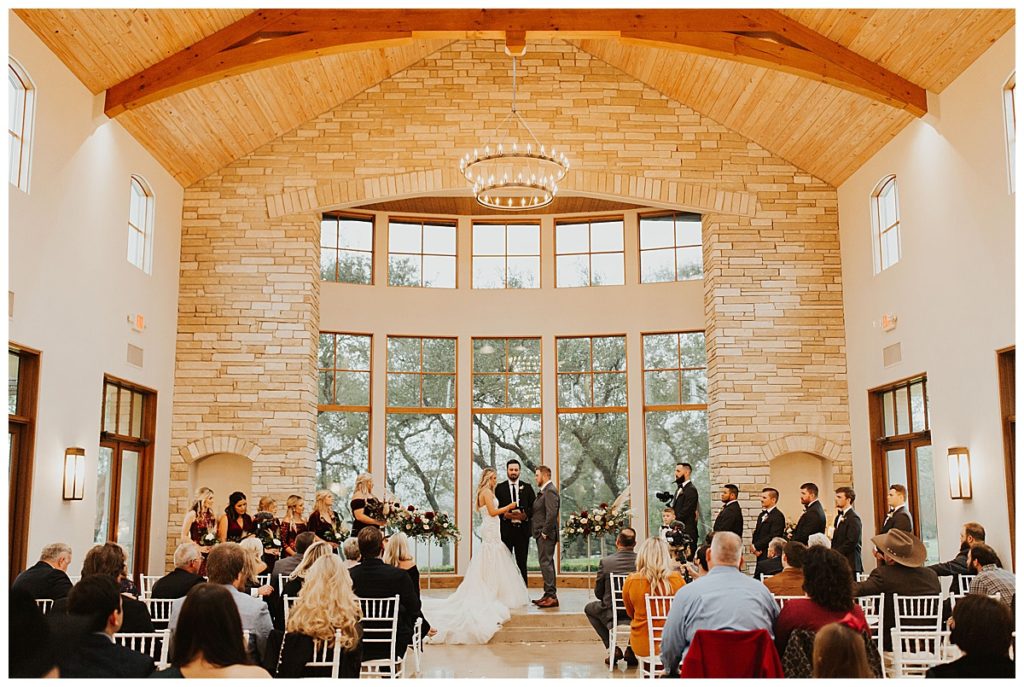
[{"left": 581, "top": 518, "right": 588, "bottom": 524}]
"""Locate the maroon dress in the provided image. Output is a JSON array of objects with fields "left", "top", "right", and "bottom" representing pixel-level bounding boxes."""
[
  {"left": 280, "top": 519, "right": 308, "bottom": 556},
  {"left": 224, "top": 513, "right": 254, "bottom": 542},
  {"left": 188, "top": 509, "right": 216, "bottom": 576}
]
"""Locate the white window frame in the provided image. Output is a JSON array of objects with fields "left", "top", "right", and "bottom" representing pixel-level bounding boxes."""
[
  {"left": 870, "top": 175, "right": 901, "bottom": 274},
  {"left": 127, "top": 175, "right": 155, "bottom": 274},
  {"left": 8, "top": 57, "right": 36, "bottom": 193},
  {"left": 1003, "top": 73, "right": 1015, "bottom": 194}
]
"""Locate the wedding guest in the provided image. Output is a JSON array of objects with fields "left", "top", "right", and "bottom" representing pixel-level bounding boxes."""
[
  {"left": 812, "top": 622, "right": 873, "bottom": 678},
  {"left": 58, "top": 575, "right": 155, "bottom": 678},
  {"left": 966, "top": 543, "right": 1015, "bottom": 607},
  {"left": 49, "top": 542, "right": 154, "bottom": 632},
  {"left": 342, "top": 537, "right": 361, "bottom": 568},
  {"left": 925, "top": 594, "right": 1014, "bottom": 678},
  {"left": 272, "top": 530, "right": 316, "bottom": 592},
  {"left": 253, "top": 496, "right": 282, "bottom": 568},
  {"left": 349, "top": 527, "right": 420, "bottom": 662},
  {"left": 774, "top": 545, "right": 867, "bottom": 654},
  {"left": 279, "top": 494, "right": 308, "bottom": 558},
  {"left": 180, "top": 487, "right": 216, "bottom": 575},
  {"left": 384, "top": 532, "right": 434, "bottom": 636},
  {"left": 239, "top": 537, "right": 273, "bottom": 598},
  {"left": 764, "top": 541, "right": 807, "bottom": 597},
  {"left": 928, "top": 521, "right": 985, "bottom": 595},
  {"left": 152, "top": 583, "right": 270, "bottom": 678},
  {"left": 622, "top": 537, "right": 685, "bottom": 665},
  {"left": 282, "top": 541, "right": 334, "bottom": 597},
  {"left": 216, "top": 491, "right": 254, "bottom": 543},
  {"left": 151, "top": 542, "right": 205, "bottom": 599},
  {"left": 791, "top": 483, "right": 826, "bottom": 544},
  {"left": 750, "top": 487, "right": 786, "bottom": 561},
  {"left": 755, "top": 537, "right": 787, "bottom": 578},
  {"left": 9, "top": 588, "right": 58, "bottom": 677},
  {"left": 12, "top": 542, "right": 73, "bottom": 600},
  {"left": 306, "top": 489, "right": 342, "bottom": 547},
  {"left": 584, "top": 527, "right": 638, "bottom": 665},
  {"left": 831, "top": 486, "right": 863, "bottom": 574},
  {"left": 350, "top": 473, "right": 386, "bottom": 537},
  {"left": 808, "top": 532, "right": 831, "bottom": 548},
  {"left": 168, "top": 543, "right": 274, "bottom": 662},
  {"left": 264, "top": 555, "right": 363, "bottom": 677}
]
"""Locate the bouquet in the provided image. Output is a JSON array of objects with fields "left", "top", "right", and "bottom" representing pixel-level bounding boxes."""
[
  {"left": 363, "top": 497, "right": 402, "bottom": 524},
  {"left": 253, "top": 512, "right": 282, "bottom": 551},
  {"left": 314, "top": 510, "right": 350, "bottom": 544},
  {"left": 199, "top": 531, "right": 219, "bottom": 548},
  {"left": 427, "top": 509, "right": 461, "bottom": 542},
  {"left": 561, "top": 489, "right": 631, "bottom": 544},
  {"left": 784, "top": 520, "right": 797, "bottom": 541}
]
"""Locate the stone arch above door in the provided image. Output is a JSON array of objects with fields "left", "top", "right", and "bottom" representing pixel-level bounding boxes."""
[{"left": 179, "top": 436, "right": 261, "bottom": 465}]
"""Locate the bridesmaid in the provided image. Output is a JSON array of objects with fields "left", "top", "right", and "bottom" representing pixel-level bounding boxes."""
[
  {"left": 216, "top": 491, "right": 254, "bottom": 543},
  {"left": 306, "top": 490, "right": 341, "bottom": 548},
  {"left": 253, "top": 496, "right": 282, "bottom": 569},
  {"left": 350, "top": 473, "right": 386, "bottom": 537},
  {"left": 279, "top": 494, "right": 308, "bottom": 558},
  {"left": 180, "top": 487, "right": 216, "bottom": 576}
]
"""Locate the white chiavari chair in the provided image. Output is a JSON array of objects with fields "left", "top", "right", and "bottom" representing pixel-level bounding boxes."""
[
  {"left": 758, "top": 573, "right": 774, "bottom": 582},
  {"left": 772, "top": 595, "right": 803, "bottom": 610},
  {"left": 408, "top": 616, "right": 423, "bottom": 676},
  {"left": 35, "top": 598, "right": 54, "bottom": 613},
  {"left": 114, "top": 631, "right": 170, "bottom": 670},
  {"left": 358, "top": 595, "right": 404, "bottom": 679},
  {"left": 890, "top": 629, "right": 948, "bottom": 677},
  {"left": 305, "top": 629, "right": 343, "bottom": 678},
  {"left": 256, "top": 573, "right": 270, "bottom": 587},
  {"left": 638, "top": 595, "right": 674, "bottom": 679},
  {"left": 278, "top": 574, "right": 289, "bottom": 593},
  {"left": 956, "top": 574, "right": 976, "bottom": 595},
  {"left": 139, "top": 575, "right": 161, "bottom": 600},
  {"left": 608, "top": 572, "right": 630, "bottom": 671},
  {"left": 144, "top": 598, "right": 174, "bottom": 630},
  {"left": 893, "top": 594, "right": 943, "bottom": 633},
  {"left": 283, "top": 595, "right": 299, "bottom": 625},
  {"left": 856, "top": 572, "right": 869, "bottom": 582},
  {"left": 856, "top": 593, "right": 885, "bottom": 676}
]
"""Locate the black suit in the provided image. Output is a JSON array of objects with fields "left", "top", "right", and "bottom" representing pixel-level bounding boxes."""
[
  {"left": 791, "top": 500, "right": 826, "bottom": 544},
  {"left": 495, "top": 479, "right": 536, "bottom": 584},
  {"left": 854, "top": 563, "right": 941, "bottom": 650},
  {"left": 12, "top": 561, "right": 73, "bottom": 600},
  {"left": 49, "top": 593, "right": 155, "bottom": 633},
  {"left": 712, "top": 500, "right": 743, "bottom": 537},
  {"left": 671, "top": 480, "right": 699, "bottom": 547},
  {"left": 751, "top": 508, "right": 786, "bottom": 561},
  {"left": 832, "top": 508, "right": 863, "bottom": 573},
  {"left": 150, "top": 568, "right": 204, "bottom": 599},
  {"left": 879, "top": 505, "right": 913, "bottom": 535},
  {"left": 754, "top": 556, "right": 784, "bottom": 578},
  {"left": 349, "top": 557, "right": 420, "bottom": 660},
  {"left": 57, "top": 633, "right": 155, "bottom": 678}
]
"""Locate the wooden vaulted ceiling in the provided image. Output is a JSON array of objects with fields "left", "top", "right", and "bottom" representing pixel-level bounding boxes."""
[{"left": 15, "top": 8, "right": 1014, "bottom": 188}]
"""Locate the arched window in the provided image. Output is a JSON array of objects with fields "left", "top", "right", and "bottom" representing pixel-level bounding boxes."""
[
  {"left": 8, "top": 58, "right": 35, "bottom": 192},
  {"left": 871, "top": 175, "right": 900, "bottom": 273},
  {"left": 127, "top": 175, "right": 155, "bottom": 273},
  {"left": 1003, "top": 73, "right": 1015, "bottom": 193}
]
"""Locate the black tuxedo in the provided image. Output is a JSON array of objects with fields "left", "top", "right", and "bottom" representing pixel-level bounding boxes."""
[
  {"left": 880, "top": 505, "right": 913, "bottom": 535},
  {"left": 791, "top": 500, "right": 826, "bottom": 544},
  {"left": 712, "top": 500, "right": 743, "bottom": 538},
  {"left": 11, "top": 561, "right": 73, "bottom": 600},
  {"left": 832, "top": 508, "right": 863, "bottom": 573},
  {"left": 751, "top": 507, "right": 786, "bottom": 560},
  {"left": 495, "top": 479, "right": 536, "bottom": 584},
  {"left": 671, "top": 480, "right": 699, "bottom": 546},
  {"left": 57, "top": 633, "right": 155, "bottom": 678},
  {"left": 150, "top": 568, "right": 205, "bottom": 599},
  {"left": 348, "top": 557, "right": 420, "bottom": 660},
  {"left": 754, "top": 556, "right": 784, "bottom": 578}
]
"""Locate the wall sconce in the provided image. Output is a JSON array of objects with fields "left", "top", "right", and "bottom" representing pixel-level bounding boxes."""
[
  {"left": 947, "top": 447, "right": 972, "bottom": 500},
  {"left": 63, "top": 447, "right": 85, "bottom": 500}
]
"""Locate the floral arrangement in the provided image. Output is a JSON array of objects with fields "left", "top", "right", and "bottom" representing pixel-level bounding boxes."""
[
  {"left": 314, "top": 510, "right": 351, "bottom": 544},
  {"left": 198, "top": 531, "right": 219, "bottom": 548},
  {"left": 389, "top": 505, "right": 461, "bottom": 542},
  {"left": 253, "top": 512, "right": 282, "bottom": 552},
  {"left": 784, "top": 520, "right": 797, "bottom": 541},
  {"left": 363, "top": 497, "right": 402, "bottom": 524},
  {"left": 561, "top": 490, "right": 632, "bottom": 544},
  {"left": 426, "top": 509, "right": 460, "bottom": 543}
]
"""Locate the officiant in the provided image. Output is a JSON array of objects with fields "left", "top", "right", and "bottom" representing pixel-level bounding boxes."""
[{"left": 496, "top": 458, "right": 536, "bottom": 584}]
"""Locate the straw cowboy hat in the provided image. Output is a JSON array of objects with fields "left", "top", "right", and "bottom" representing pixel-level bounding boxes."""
[{"left": 871, "top": 528, "right": 927, "bottom": 567}]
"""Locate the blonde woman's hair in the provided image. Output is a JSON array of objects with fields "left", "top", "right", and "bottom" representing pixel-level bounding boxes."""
[
  {"left": 257, "top": 496, "right": 276, "bottom": 512},
  {"left": 287, "top": 555, "right": 362, "bottom": 650},
  {"left": 353, "top": 473, "right": 373, "bottom": 497},
  {"left": 384, "top": 532, "right": 414, "bottom": 566},
  {"left": 476, "top": 468, "right": 497, "bottom": 506},
  {"left": 289, "top": 541, "right": 333, "bottom": 580},
  {"left": 313, "top": 490, "right": 335, "bottom": 522},
  {"left": 191, "top": 487, "right": 214, "bottom": 514},
  {"left": 238, "top": 537, "right": 265, "bottom": 585},
  {"left": 635, "top": 537, "right": 675, "bottom": 596},
  {"left": 284, "top": 494, "right": 304, "bottom": 521}
]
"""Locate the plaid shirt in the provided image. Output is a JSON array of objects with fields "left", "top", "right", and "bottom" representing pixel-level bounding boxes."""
[{"left": 969, "top": 564, "right": 1016, "bottom": 606}]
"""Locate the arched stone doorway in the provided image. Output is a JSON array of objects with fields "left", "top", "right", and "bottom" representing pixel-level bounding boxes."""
[{"left": 191, "top": 452, "right": 254, "bottom": 512}]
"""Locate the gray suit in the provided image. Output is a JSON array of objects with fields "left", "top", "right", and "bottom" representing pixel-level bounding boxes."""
[
  {"left": 584, "top": 549, "right": 637, "bottom": 648},
  {"left": 532, "top": 481, "right": 560, "bottom": 596}
]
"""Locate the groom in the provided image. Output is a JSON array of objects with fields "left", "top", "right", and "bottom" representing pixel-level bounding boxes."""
[
  {"left": 496, "top": 458, "right": 536, "bottom": 585},
  {"left": 532, "top": 465, "right": 560, "bottom": 608}
]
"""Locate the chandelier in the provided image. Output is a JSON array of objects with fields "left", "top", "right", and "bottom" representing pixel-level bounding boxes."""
[{"left": 459, "top": 51, "right": 569, "bottom": 211}]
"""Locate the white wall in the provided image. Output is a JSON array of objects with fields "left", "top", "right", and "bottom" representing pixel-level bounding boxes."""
[
  {"left": 8, "top": 12, "right": 183, "bottom": 576},
  {"left": 838, "top": 31, "right": 1015, "bottom": 568}
]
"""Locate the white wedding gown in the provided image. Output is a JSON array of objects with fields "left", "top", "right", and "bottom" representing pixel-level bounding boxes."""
[{"left": 421, "top": 496, "right": 530, "bottom": 644}]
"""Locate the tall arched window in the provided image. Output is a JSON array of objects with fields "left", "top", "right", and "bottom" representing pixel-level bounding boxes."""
[
  {"left": 8, "top": 58, "right": 35, "bottom": 192},
  {"left": 128, "top": 175, "right": 155, "bottom": 273},
  {"left": 871, "top": 175, "right": 901, "bottom": 273}
]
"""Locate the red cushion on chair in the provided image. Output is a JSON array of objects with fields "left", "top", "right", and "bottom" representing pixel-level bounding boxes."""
[{"left": 678, "top": 628, "right": 784, "bottom": 678}]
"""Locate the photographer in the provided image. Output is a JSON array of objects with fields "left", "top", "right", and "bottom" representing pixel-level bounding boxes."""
[{"left": 656, "top": 463, "right": 698, "bottom": 557}]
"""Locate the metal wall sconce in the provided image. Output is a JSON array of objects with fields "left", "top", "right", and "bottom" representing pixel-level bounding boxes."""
[
  {"left": 947, "top": 447, "right": 972, "bottom": 500},
  {"left": 63, "top": 447, "right": 85, "bottom": 500}
]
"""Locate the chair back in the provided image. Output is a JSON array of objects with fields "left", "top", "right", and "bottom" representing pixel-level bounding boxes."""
[
  {"left": 145, "top": 598, "right": 174, "bottom": 629},
  {"left": 856, "top": 593, "right": 885, "bottom": 668},
  {"left": 758, "top": 573, "right": 773, "bottom": 582},
  {"left": 610, "top": 573, "right": 629, "bottom": 615},
  {"left": 305, "top": 629, "right": 343, "bottom": 678},
  {"left": 358, "top": 595, "right": 400, "bottom": 662},
  {"left": 256, "top": 573, "right": 270, "bottom": 586},
  {"left": 893, "top": 594, "right": 942, "bottom": 632},
  {"left": 856, "top": 572, "right": 868, "bottom": 582},
  {"left": 773, "top": 595, "right": 803, "bottom": 610},
  {"left": 279, "top": 574, "right": 289, "bottom": 592},
  {"left": 890, "top": 629, "right": 947, "bottom": 677},
  {"left": 644, "top": 594, "right": 674, "bottom": 676},
  {"left": 113, "top": 631, "right": 170, "bottom": 670},
  {"left": 139, "top": 575, "right": 161, "bottom": 600},
  {"left": 680, "top": 628, "right": 784, "bottom": 678},
  {"left": 35, "top": 598, "right": 54, "bottom": 613},
  {"left": 283, "top": 595, "right": 299, "bottom": 625},
  {"left": 957, "top": 574, "right": 976, "bottom": 595}
]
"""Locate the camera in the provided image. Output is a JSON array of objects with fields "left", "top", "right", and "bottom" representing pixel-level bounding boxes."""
[{"left": 655, "top": 491, "right": 673, "bottom": 504}]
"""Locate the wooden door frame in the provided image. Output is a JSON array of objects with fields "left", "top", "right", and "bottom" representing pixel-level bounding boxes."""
[
  {"left": 8, "top": 343, "right": 40, "bottom": 579},
  {"left": 997, "top": 345, "right": 1015, "bottom": 568}
]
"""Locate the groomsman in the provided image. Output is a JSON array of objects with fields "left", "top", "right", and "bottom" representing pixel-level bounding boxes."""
[
  {"left": 879, "top": 484, "right": 914, "bottom": 534},
  {"left": 532, "top": 466, "right": 560, "bottom": 608},
  {"left": 750, "top": 488, "right": 785, "bottom": 561},
  {"left": 832, "top": 486, "right": 863, "bottom": 573},
  {"left": 670, "top": 463, "right": 699, "bottom": 550},
  {"left": 712, "top": 484, "right": 743, "bottom": 538},
  {"left": 790, "top": 482, "right": 826, "bottom": 544},
  {"left": 496, "top": 458, "right": 536, "bottom": 584}
]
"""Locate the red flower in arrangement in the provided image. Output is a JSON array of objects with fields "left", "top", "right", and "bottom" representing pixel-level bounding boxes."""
[
  {"left": 425, "top": 512, "right": 435, "bottom": 519},
  {"left": 414, "top": 517, "right": 422, "bottom": 524},
  {"left": 408, "top": 505, "right": 416, "bottom": 512},
  {"left": 600, "top": 503, "right": 608, "bottom": 509}
]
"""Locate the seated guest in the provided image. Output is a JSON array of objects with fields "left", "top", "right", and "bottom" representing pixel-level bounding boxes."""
[
  {"left": 271, "top": 530, "right": 316, "bottom": 592},
  {"left": 927, "top": 521, "right": 985, "bottom": 595},
  {"left": 348, "top": 526, "right": 420, "bottom": 662},
  {"left": 966, "top": 543, "right": 1014, "bottom": 607},
  {"left": 152, "top": 583, "right": 270, "bottom": 678},
  {"left": 384, "top": 532, "right": 436, "bottom": 637},
  {"left": 169, "top": 543, "right": 273, "bottom": 662},
  {"left": 342, "top": 537, "right": 361, "bottom": 568},
  {"left": 264, "top": 555, "right": 363, "bottom": 677},
  {"left": 50, "top": 542, "right": 154, "bottom": 633},
  {"left": 807, "top": 532, "right": 831, "bottom": 548},
  {"left": 684, "top": 543, "right": 710, "bottom": 582},
  {"left": 774, "top": 546, "right": 867, "bottom": 654},
  {"left": 12, "top": 542, "right": 73, "bottom": 601},
  {"left": 925, "top": 594, "right": 1014, "bottom": 678},
  {"left": 583, "top": 527, "right": 638, "bottom": 665},
  {"left": 622, "top": 537, "right": 685, "bottom": 664},
  {"left": 151, "top": 542, "right": 205, "bottom": 599},
  {"left": 58, "top": 575, "right": 155, "bottom": 678},
  {"left": 282, "top": 541, "right": 334, "bottom": 597},
  {"left": 854, "top": 529, "right": 940, "bottom": 651},
  {"left": 9, "top": 588, "right": 59, "bottom": 677},
  {"left": 660, "top": 532, "right": 778, "bottom": 676},
  {"left": 812, "top": 622, "right": 873, "bottom": 678},
  {"left": 765, "top": 541, "right": 807, "bottom": 597},
  {"left": 239, "top": 537, "right": 273, "bottom": 598},
  {"left": 755, "top": 537, "right": 787, "bottom": 578}
]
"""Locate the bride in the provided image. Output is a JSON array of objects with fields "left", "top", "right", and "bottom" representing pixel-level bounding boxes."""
[{"left": 421, "top": 468, "right": 531, "bottom": 644}]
